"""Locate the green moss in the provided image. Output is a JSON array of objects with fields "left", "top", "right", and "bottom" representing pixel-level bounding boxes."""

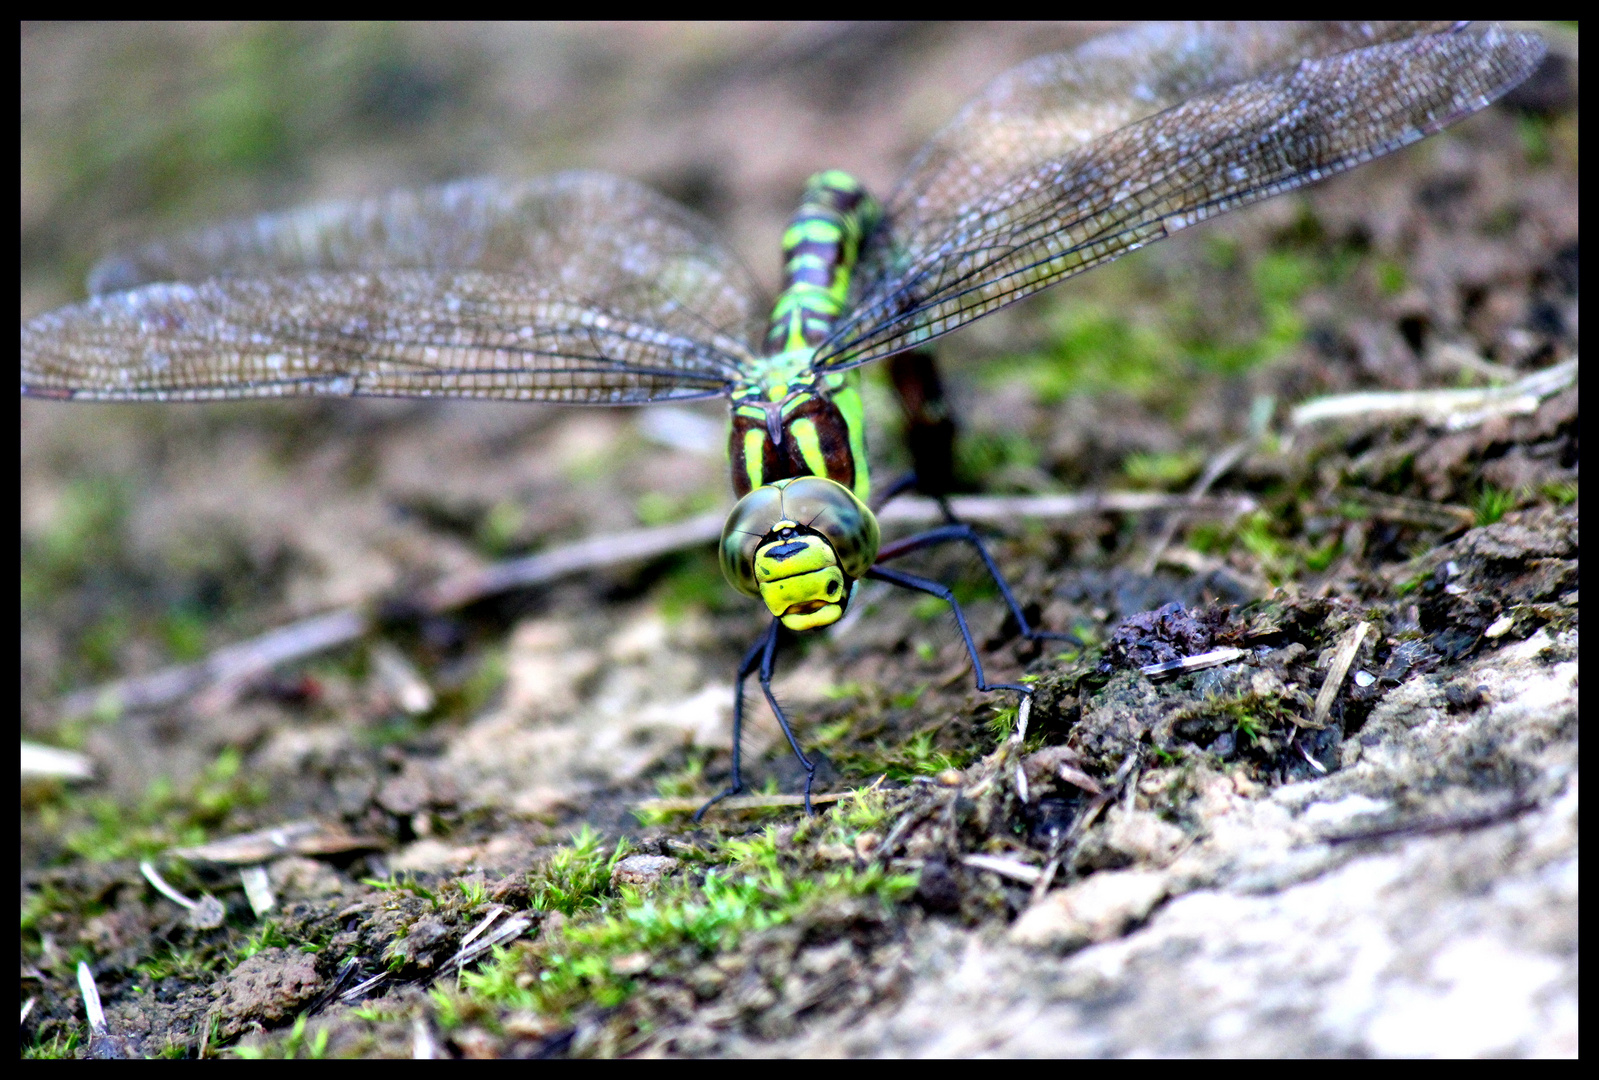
[
  {"left": 157, "top": 607, "right": 212, "bottom": 663},
  {"left": 441, "top": 818, "right": 916, "bottom": 1027},
  {"left": 21, "top": 475, "right": 131, "bottom": 598},
  {"left": 809, "top": 717, "right": 857, "bottom": 750},
  {"left": 633, "top": 488, "right": 722, "bottom": 527},
  {"left": 233, "top": 1013, "right": 330, "bottom": 1059},
  {"left": 20, "top": 880, "right": 83, "bottom": 940},
  {"left": 954, "top": 428, "right": 1042, "bottom": 491},
  {"left": 989, "top": 304, "right": 1174, "bottom": 406},
  {"left": 457, "top": 877, "right": 490, "bottom": 909},
  {"left": 136, "top": 942, "right": 220, "bottom": 983},
  {"left": 1237, "top": 511, "right": 1295, "bottom": 581},
  {"left": 1171, "top": 688, "right": 1303, "bottom": 756},
  {"left": 1473, "top": 484, "right": 1518, "bottom": 527},
  {"left": 475, "top": 499, "right": 528, "bottom": 557},
  {"left": 436, "top": 647, "right": 507, "bottom": 722},
  {"left": 987, "top": 702, "right": 1021, "bottom": 742},
  {"left": 62, "top": 746, "right": 267, "bottom": 862},
  {"left": 848, "top": 727, "right": 972, "bottom": 782},
  {"left": 651, "top": 550, "right": 731, "bottom": 620},
  {"left": 1303, "top": 534, "right": 1343, "bottom": 573},
  {"left": 651, "top": 755, "right": 709, "bottom": 801},
  {"left": 817, "top": 783, "right": 897, "bottom": 836},
  {"left": 350, "top": 1004, "right": 409, "bottom": 1025},
  {"left": 363, "top": 873, "right": 439, "bottom": 907},
  {"left": 532, "top": 826, "right": 630, "bottom": 917},
  {"left": 1122, "top": 449, "right": 1203, "bottom": 490},
  {"left": 1374, "top": 258, "right": 1409, "bottom": 296},
  {"left": 235, "top": 919, "right": 292, "bottom": 963},
  {"left": 1190, "top": 505, "right": 1359, "bottom": 584},
  {"left": 23, "top": 1028, "right": 81, "bottom": 1060},
  {"left": 1516, "top": 113, "right": 1554, "bottom": 167}
]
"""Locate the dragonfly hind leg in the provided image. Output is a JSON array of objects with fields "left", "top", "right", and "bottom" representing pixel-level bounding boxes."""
[
  {"left": 887, "top": 350, "right": 957, "bottom": 503},
  {"left": 874, "top": 350, "right": 960, "bottom": 523},
  {"left": 874, "top": 523, "right": 1078, "bottom": 647},
  {"left": 881, "top": 349, "right": 1075, "bottom": 646},
  {"left": 865, "top": 564, "right": 1033, "bottom": 707},
  {"left": 695, "top": 617, "right": 820, "bottom": 820}
]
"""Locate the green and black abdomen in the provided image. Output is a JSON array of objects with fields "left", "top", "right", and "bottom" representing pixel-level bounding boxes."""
[
  {"left": 764, "top": 170, "right": 879, "bottom": 355},
  {"left": 728, "top": 171, "right": 878, "bottom": 500}
]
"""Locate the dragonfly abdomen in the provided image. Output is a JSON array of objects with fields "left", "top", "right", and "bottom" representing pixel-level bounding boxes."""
[
  {"left": 764, "top": 170, "right": 881, "bottom": 356},
  {"left": 727, "top": 171, "right": 879, "bottom": 501}
]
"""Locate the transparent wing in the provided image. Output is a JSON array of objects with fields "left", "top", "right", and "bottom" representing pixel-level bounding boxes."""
[
  {"left": 818, "top": 22, "right": 1546, "bottom": 370},
  {"left": 23, "top": 173, "right": 765, "bottom": 403}
]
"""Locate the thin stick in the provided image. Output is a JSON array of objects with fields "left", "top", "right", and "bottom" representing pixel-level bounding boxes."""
[
  {"left": 1289, "top": 357, "right": 1575, "bottom": 431},
  {"left": 1310, "top": 621, "right": 1370, "bottom": 729},
  {"left": 53, "top": 491, "right": 1256, "bottom": 719},
  {"left": 637, "top": 790, "right": 854, "bottom": 815}
]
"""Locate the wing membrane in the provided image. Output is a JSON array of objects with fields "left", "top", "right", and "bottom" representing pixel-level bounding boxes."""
[
  {"left": 819, "top": 23, "right": 1545, "bottom": 369},
  {"left": 25, "top": 173, "right": 762, "bottom": 403}
]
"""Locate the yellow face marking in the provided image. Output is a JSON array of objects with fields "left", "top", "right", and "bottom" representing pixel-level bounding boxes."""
[
  {"left": 777, "top": 595, "right": 846, "bottom": 632},
  {"left": 753, "top": 532, "right": 847, "bottom": 629},
  {"left": 760, "top": 567, "right": 845, "bottom": 618}
]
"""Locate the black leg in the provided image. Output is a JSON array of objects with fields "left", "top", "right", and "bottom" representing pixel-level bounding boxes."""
[
  {"left": 888, "top": 350, "right": 957, "bottom": 499},
  {"left": 871, "top": 471, "right": 920, "bottom": 511},
  {"left": 872, "top": 471, "right": 959, "bottom": 524},
  {"left": 876, "top": 523, "right": 1077, "bottom": 645},
  {"left": 754, "top": 623, "right": 818, "bottom": 816},
  {"left": 866, "top": 564, "right": 1032, "bottom": 701},
  {"left": 882, "top": 350, "right": 961, "bottom": 524},
  {"left": 695, "top": 618, "right": 780, "bottom": 821}
]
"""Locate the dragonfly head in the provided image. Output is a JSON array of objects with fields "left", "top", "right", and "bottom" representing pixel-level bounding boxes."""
[{"left": 720, "top": 475, "right": 880, "bottom": 632}]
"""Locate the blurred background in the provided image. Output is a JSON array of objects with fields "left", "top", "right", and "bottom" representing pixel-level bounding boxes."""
[
  {"left": 20, "top": 20, "right": 1576, "bottom": 735},
  {"left": 19, "top": 23, "right": 1141, "bottom": 710}
]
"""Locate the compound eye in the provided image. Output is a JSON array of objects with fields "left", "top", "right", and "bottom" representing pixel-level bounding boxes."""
[
  {"left": 776, "top": 476, "right": 880, "bottom": 579},
  {"left": 719, "top": 485, "right": 786, "bottom": 597}
]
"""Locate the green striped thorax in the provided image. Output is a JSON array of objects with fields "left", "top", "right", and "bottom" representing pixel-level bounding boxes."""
[{"left": 719, "top": 171, "right": 882, "bottom": 632}]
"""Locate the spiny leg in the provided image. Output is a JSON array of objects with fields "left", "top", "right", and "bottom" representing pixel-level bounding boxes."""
[
  {"left": 888, "top": 350, "right": 957, "bottom": 500},
  {"left": 875, "top": 523, "right": 1077, "bottom": 646},
  {"left": 866, "top": 564, "right": 1032, "bottom": 704},
  {"left": 877, "top": 350, "right": 959, "bottom": 524},
  {"left": 695, "top": 618, "right": 780, "bottom": 822},
  {"left": 883, "top": 351, "right": 1070, "bottom": 641},
  {"left": 753, "top": 626, "right": 819, "bottom": 816},
  {"left": 871, "top": 471, "right": 960, "bottom": 526}
]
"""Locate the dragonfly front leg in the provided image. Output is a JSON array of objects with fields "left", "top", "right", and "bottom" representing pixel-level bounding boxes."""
[
  {"left": 875, "top": 524, "right": 1077, "bottom": 645},
  {"left": 753, "top": 628, "right": 819, "bottom": 817},
  {"left": 695, "top": 618, "right": 780, "bottom": 821},
  {"left": 865, "top": 564, "right": 1032, "bottom": 704}
]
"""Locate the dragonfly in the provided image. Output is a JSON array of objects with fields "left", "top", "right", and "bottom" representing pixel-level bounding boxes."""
[{"left": 21, "top": 22, "right": 1544, "bottom": 816}]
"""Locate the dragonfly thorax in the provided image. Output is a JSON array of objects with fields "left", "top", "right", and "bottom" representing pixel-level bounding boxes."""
[{"left": 727, "top": 372, "right": 869, "bottom": 502}]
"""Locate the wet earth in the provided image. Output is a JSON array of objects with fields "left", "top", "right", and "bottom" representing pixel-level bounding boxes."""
[{"left": 21, "top": 24, "right": 1577, "bottom": 1057}]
